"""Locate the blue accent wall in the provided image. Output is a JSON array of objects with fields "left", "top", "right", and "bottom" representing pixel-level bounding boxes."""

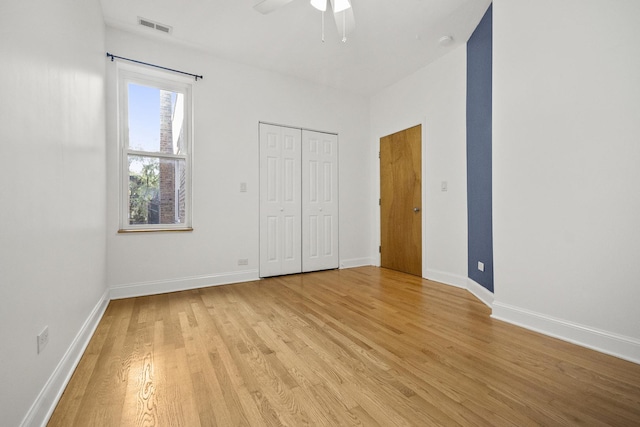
[{"left": 467, "top": 4, "right": 493, "bottom": 292}]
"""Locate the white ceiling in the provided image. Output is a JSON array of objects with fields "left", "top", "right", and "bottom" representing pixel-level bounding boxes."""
[{"left": 100, "top": 0, "right": 491, "bottom": 96}]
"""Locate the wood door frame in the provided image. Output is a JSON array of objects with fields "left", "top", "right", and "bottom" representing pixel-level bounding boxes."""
[{"left": 377, "top": 121, "right": 426, "bottom": 278}]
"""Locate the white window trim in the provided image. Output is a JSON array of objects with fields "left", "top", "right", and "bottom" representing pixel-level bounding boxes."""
[{"left": 116, "top": 62, "right": 194, "bottom": 232}]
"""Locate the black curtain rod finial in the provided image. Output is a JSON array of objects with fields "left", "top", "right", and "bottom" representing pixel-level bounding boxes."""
[{"left": 106, "top": 52, "right": 203, "bottom": 81}]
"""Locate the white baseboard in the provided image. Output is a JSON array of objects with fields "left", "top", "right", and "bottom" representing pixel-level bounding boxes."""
[
  {"left": 424, "top": 271, "right": 494, "bottom": 308},
  {"left": 466, "top": 278, "right": 494, "bottom": 308},
  {"left": 424, "top": 268, "right": 467, "bottom": 289},
  {"left": 21, "top": 288, "right": 110, "bottom": 427},
  {"left": 492, "top": 302, "right": 640, "bottom": 365},
  {"left": 340, "top": 258, "right": 374, "bottom": 269},
  {"left": 110, "top": 270, "right": 260, "bottom": 299}
]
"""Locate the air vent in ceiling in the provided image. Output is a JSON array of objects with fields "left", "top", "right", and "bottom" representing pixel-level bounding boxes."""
[
  {"left": 155, "top": 24, "right": 171, "bottom": 33},
  {"left": 138, "top": 17, "right": 173, "bottom": 34}
]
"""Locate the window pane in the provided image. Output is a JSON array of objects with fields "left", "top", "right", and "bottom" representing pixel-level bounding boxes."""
[
  {"left": 128, "top": 83, "right": 185, "bottom": 155},
  {"left": 128, "top": 156, "right": 186, "bottom": 225}
]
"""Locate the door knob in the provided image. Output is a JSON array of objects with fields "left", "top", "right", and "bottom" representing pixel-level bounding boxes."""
[{"left": 413, "top": 207, "right": 420, "bottom": 212}]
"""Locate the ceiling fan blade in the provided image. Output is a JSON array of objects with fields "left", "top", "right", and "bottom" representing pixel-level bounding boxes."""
[{"left": 253, "top": 0, "right": 295, "bottom": 14}]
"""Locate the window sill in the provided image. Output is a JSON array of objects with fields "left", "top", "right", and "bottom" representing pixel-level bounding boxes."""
[{"left": 118, "top": 227, "right": 194, "bottom": 234}]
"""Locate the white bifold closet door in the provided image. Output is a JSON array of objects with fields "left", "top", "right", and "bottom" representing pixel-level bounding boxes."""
[
  {"left": 259, "top": 123, "right": 338, "bottom": 277},
  {"left": 301, "top": 129, "right": 339, "bottom": 273},
  {"left": 259, "top": 124, "right": 302, "bottom": 277}
]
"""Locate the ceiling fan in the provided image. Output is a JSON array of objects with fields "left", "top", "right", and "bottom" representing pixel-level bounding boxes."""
[{"left": 253, "top": 0, "right": 355, "bottom": 42}]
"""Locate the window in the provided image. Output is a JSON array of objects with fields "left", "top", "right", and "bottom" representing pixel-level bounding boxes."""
[{"left": 117, "top": 64, "right": 193, "bottom": 231}]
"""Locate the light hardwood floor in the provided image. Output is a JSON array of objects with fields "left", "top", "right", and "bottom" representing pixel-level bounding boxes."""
[{"left": 49, "top": 267, "right": 640, "bottom": 426}]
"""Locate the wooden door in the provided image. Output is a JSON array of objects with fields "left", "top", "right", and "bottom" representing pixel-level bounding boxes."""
[
  {"left": 302, "top": 130, "right": 339, "bottom": 272},
  {"left": 259, "top": 123, "right": 302, "bottom": 277},
  {"left": 380, "top": 125, "right": 422, "bottom": 276}
]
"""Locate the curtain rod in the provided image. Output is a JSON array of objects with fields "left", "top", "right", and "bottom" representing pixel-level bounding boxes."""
[{"left": 106, "top": 52, "right": 203, "bottom": 81}]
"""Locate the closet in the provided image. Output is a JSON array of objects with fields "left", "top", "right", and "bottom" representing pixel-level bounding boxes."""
[{"left": 259, "top": 123, "right": 339, "bottom": 277}]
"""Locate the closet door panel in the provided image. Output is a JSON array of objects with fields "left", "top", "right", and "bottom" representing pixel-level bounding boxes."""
[
  {"left": 302, "top": 130, "right": 339, "bottom": 272},
  {"left": 259, "top": 124, "right": 302, "bottom": 277}
]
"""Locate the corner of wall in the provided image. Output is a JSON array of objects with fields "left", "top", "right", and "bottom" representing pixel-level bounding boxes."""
[
  {"left": 466, "top": 278, "right": 494, "bottom": 308},
  {"left": 466, "top": 1, "right": 494, "bottom": 293},
  {"left": 20, "top": 290, "right": 110, "bottom": 427}
]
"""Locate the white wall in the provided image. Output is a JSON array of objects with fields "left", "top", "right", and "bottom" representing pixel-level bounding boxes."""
[
  {"left": 492, "top": 0, "right": 640, "bottom": 362},
  {"left": 105, "top": 28, "right": 372, "bottom": 295},
  {"left": 370, "top": 47, "right": 468, "bottom": 287},
  {"left": 0, "top": 1, "right": 107, "bottom": 426}
]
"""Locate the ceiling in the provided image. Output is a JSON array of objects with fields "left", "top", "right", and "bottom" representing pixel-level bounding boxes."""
[{"left": 100, "top": 0, "right": 491, "bottom": 96}]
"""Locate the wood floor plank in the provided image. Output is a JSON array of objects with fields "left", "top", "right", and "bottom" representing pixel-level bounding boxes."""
[{"left": 49, "top": 267, "right": 640, "bottom": 426}]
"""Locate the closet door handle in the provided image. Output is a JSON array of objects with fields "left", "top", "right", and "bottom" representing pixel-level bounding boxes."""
[{"left": 413, "top": 207, "right": 420, "bottom": 213}]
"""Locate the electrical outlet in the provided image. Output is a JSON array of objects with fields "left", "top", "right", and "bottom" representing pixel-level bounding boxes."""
[
  {"left": 37, "top": 326, "right": 49, "bottom": 354},
  {"left": 240, "top": 182, "right": 247, "bottom": 193},
  {"left": 237, "top": 258, "right": 249, "bottom": 266},
  {"left": 478, "top": 261, "right": 485, "bottom": 272},
  {"left": 441, "top": 181, "right": 448, "bottom": 192}
]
